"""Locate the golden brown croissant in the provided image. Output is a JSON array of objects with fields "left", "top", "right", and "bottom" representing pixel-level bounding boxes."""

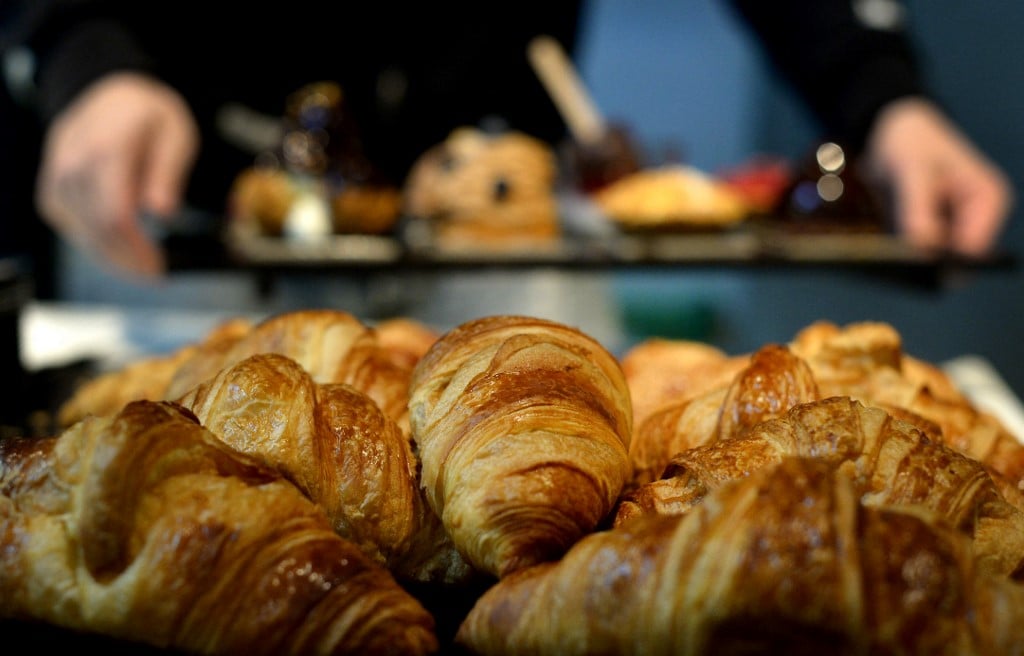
[
  {"left": 0, "top": 400, "right": 438, "bottom": 655},
  {"left": 55, "top": 316, "right": 254, "bottom": 428},
  {"left": 868, "top": 368, "right": 1024, "bottom": 488},
  {"left": 58, "top": 309, "right": 413, "bottom": 435},
  {"left": 408, "top": 315, "right": 633, "bottom": 578},
  {"left": 457, "top": 457, "right": 1024, "bottom": 655},
  {"left": 788, "top": 320, "right": 904, "bottom": 387},
  {"left": 167, "top": 309, "right": 412, "bottom": 429},
  {"left": 177, "top": 352, "right": 473, "bottom": 584},
  {"left": 618, "top": 336, "right": 750, "bottom": 429},
  {"left": 617, "top": 396, "right": 1024, "bottom": 579},
  {"left": 628, "top": 386, "right": 729, "bottom": 489},
  {"left": 374, "top": 316, "right": 440, "bottom": 372},
  {"left": 790, "top": 320, "right": 1024, "bottom": 486},
  {"left": 628, "top": 343, "right": 819, "bottom": 488}
]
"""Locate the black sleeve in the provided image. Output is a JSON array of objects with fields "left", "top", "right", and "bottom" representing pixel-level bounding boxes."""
[
  {"left": 1, "top": 1, "right": 155, "bottom": 122},
  {"left": 723, "top": 0, "right": 928, "bottom": 151}
]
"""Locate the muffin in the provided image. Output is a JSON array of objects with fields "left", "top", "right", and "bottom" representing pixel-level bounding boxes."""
[{"left": 403, "top": 127, "right": 561, "bottom": 251}]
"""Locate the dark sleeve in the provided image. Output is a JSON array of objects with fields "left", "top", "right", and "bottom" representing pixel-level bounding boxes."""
[
  {"left": 724, "top": 0, "right": 928, "bottom": 151},
  {"left": 1, "top": 1, "right": 155, "bottom": 122}
]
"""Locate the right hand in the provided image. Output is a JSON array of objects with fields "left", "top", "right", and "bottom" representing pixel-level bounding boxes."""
[
  {"left": 864, "top": 97, "right": 1013, "bottom": 258},
  {"left": 36, "top": 72, "right": 200, "bottom": 279}
]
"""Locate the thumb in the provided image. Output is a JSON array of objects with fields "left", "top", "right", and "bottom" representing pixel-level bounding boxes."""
[{"left": 139, "top": 106, "right": 199, "bottom": 218}]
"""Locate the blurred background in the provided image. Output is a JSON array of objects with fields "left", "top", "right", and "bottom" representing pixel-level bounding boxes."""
[
  {"left": 576, "top": 0, "right": 1024, "bottom": 389},
  {"left": 16, "top": 0, "right": 1024, "bottom": 393}
]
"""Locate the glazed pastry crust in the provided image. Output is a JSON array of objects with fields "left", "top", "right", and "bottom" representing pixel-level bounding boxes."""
[
  {"left": 57, "top": 310, "right": 413, "bottom": 434},
  {"left": 618, "top": 396, "right": 1024, "bottom": 579},
  {"left": 408, "top": 315, "right": 633, "bottom": 578},
  {"left": 458, "top": 457, "right": 1024, "bottom": 656},
  {"left": 628, "top": 343, "right": 819, "bottom": 488},
  {"left": 0, "top": 400, "right": 437, "bottom": 655},
  {"left": 790, "top": 320, "right": 1024, "bottom": 486},
  {"left": 176, "top": 353, "right": 472, "bottom": 584}
]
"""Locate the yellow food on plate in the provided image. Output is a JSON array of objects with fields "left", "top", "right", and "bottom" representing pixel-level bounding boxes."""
[{"left": 594, "top": 164, "right": 750, "bottom": 229}]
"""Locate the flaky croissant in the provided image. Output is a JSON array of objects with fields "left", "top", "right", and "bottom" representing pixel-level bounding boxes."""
[
  {"left": 629, "top": 343, "right": 819, "bottom": 488},
  {"left": 57, "top": 309, "right": 414, "bottom": 434},
  {"left": 0, "top": 400, "right": 437, "bottom": 655},
  {"left": 177, "top": 352, "right": 473, "bottom": 584},
  {"left": 408, "top": 315, "right": 633, "bottom": 578},
  {"left": 457, "top": 457, "right": 1024, "bottom": 656},
  {"left": 618, "top": 336, "right": 750, "bottom": 430},
  {"left": 55, "top": 316, "right": 254, "bottom": 428},
  {"left": 374, "top": 317, "right": 441, "bottom": 372},
  {"left": 790, "top": 320, "right": 1024, "bottom": 487},
  {"left": 618, "top": 396, "right": 1024, "bottom": 579}
]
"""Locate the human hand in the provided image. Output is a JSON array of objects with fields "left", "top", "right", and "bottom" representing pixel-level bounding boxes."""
[
  {"left": 35, "top": 72, "right": 200, "bottom": 279},
  {"left": 864, "top": 97, "right": 1012, "bottom": 258}
]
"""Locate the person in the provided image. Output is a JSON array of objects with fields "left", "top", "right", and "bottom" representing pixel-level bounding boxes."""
[
  {"left": 727, "top": 0, "right": 1012, "bottom": 258},
  {"left": 0, "top": 0, "right": 1012, "bottom": 282},
  {"left": 0, "top": 2, "right": 583, "bottom": 284}
]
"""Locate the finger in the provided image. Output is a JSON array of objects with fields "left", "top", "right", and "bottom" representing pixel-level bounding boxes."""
[
  {"left": 35, "top": 131, "right": 85, "bottom": 236},
  {"left": 892, "top": 164, "right": 946, "bottom": 252},
  {"left": 948, "top": 174, "right": 1012, "bottom": 258},
  {"left": 139, "top": 104, "right": 199, "bottom": 219},
  {"left": 37, "top": 156, "right": 110, "bottom": 253},
  {"left": 90, "top": 152, "right": 167, "bottom": 278}
]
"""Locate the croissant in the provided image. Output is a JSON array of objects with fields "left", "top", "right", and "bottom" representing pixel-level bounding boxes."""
[
  {"left": 790, "top": 320, "right": 1024, "bottom": 487},
  {"left": 408, "top": 315, "right": 633, "bottom": 578},
  {"left": 177, "top": 352, "right": 473, "bottom": 584},
  {"left": 618, "top": 396, "right": 1024, "bottom": 579},
  {"left": 618, "top": 336, "right": 750, "bottom": 429},
  {"left": 374, "top": 316, "right": 441, "bottom": 372},
  {"left": 788, "top": 320, "right": 904, "bottom": 388},
  {"left": 628, "top": 386, "right": 728, "bottom": 489},
  {"left": 0, "top": 400, "right": 437, "bottom": 655},
  {"left": 457, "top": 457, "right": 1024, "bottom": 655},
  {"left": 629, "top": 343, "right": 819, "bottom": 487},
  {"left": 55, "top": 316, "right": 254, "bottom": 427},
  {"left": 57, "top": 309, "right": 414, "bottom": 434}
]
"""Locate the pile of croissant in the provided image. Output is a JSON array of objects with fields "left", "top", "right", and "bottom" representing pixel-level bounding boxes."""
[{"left": 4, "top": 309, "right": 1024, "bottom": 655}]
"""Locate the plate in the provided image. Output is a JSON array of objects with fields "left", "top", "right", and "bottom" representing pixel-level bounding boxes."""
[{"left": 225, "top": 222, "right": 403, "bottom": 267}]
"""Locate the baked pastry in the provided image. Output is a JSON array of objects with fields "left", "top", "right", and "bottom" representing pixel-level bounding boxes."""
[
  {"left": 227, "top": 166, "right": 298, "bottom": 236},
  {"left": 0, "top": 400, "right": 438, "bottom": 655},
  {"left": 57, "top": 310, "right": 413, "bottom": 435},
  {"left": 457, "top": 457, "right": 1024, "bottom": 655},
  {"left": 618, "top": 336, "right": 749, "bottom": 430},
  {"left": 55, "top": 317, "right": 254, "bottom": 428},
  {"left": 228, "top": 81, "right": 402, "bottom": 238},
  {"left": 617, "top": 396, "right": 1024, "bottom": 579},
  {"left": 229, "top": 166, "right": 402, "bottom": 238},
  {"left": 407, "top": 315, "right": 633, "bottom": 578},
  {"left": 330, "top": 183, "right": 403, "bottom": 235},
  {"left": 628, "top": 385, "right": 730, "bottom": 488},
  {"left": 403, "top": 127, "right": 561, "bottom": 251},
  {"left": 177, "top": 352, "right": 473, "bottom": 584},
  {"left": 621, "top": 320, "right": 1024, "bottom": 492},
  {"left": 628, "top": 342, "right": 818, "bottom": 488},
  {"left": 715, "top": 343, "right": 820, "bottom": 441},
  {"left": 593, "top": 164, "right": 749, "bottom": 230},
  {"left": 373, "top": 316, "right": 441, "bottom": 372},
  {"left": 790, "top": 320, "right": 1024, "bottom": 487}
]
